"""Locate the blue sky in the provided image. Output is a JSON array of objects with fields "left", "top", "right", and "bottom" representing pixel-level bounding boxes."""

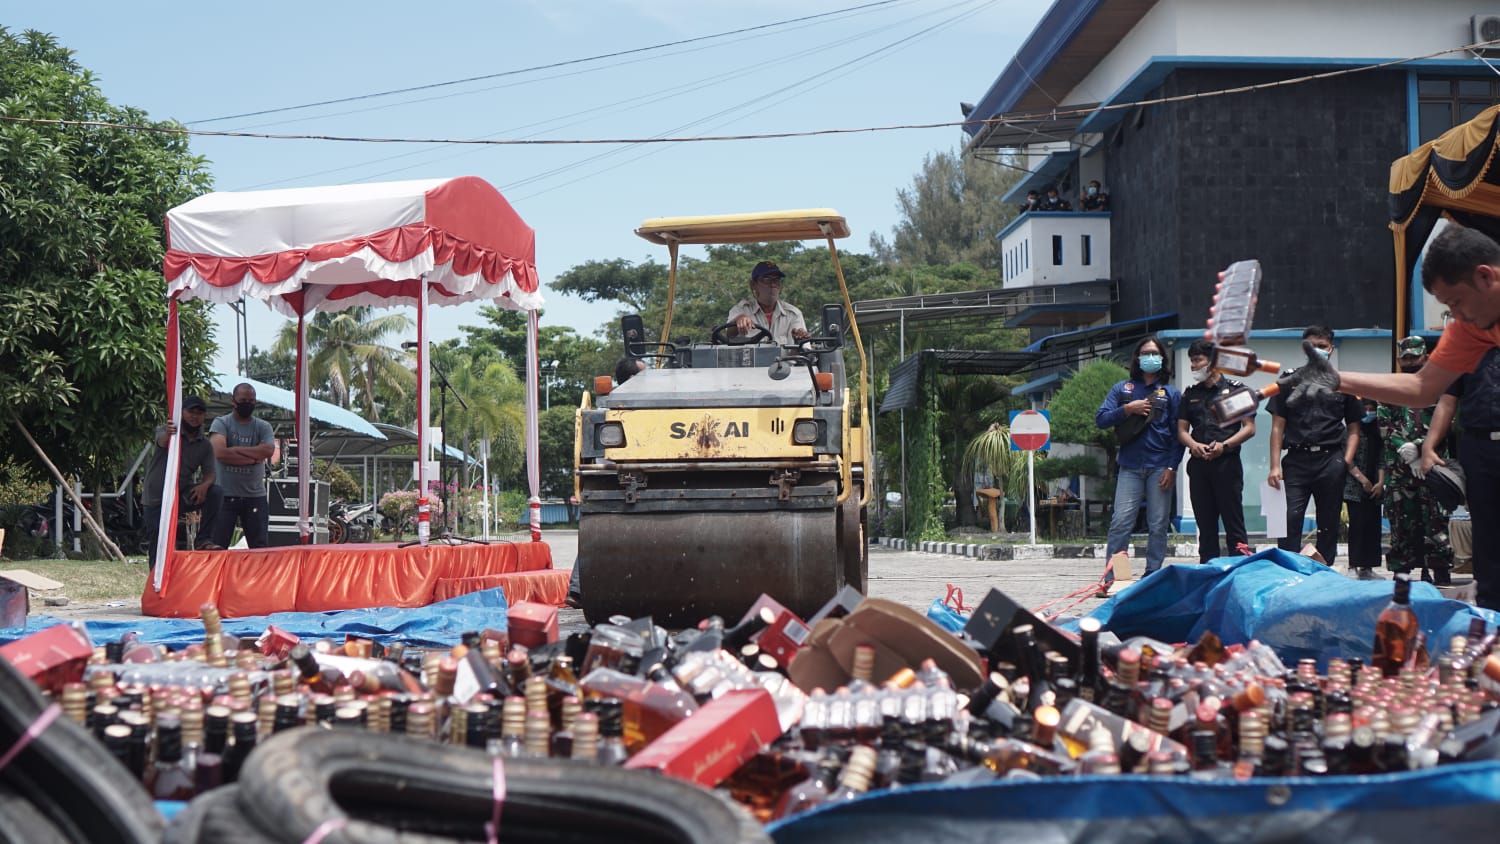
[{"left": 12, "top": 0, "right": 1040, "bottom": 375}]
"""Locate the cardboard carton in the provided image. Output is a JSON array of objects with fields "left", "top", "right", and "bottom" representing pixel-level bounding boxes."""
[
  {"left": 787, "top": 597, "right": 984, "bottom": 693},
  {"left": 507, "top": 601, "right": 559, "bottom": 649},
  {"left": 0, "top": 623, "right": 92, "bottom": 694},
  {"left": 0, "top": 569, "right": 64, "bottom": 630},
  {"left": 624, "top": 688, "right": 781, "bottom": 787}
]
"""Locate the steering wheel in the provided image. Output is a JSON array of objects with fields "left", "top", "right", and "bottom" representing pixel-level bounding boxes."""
[{"left": 711, "top": 322, "right": 772, "bottom": 346}]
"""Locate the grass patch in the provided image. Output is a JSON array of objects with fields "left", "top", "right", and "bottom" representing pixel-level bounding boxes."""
[{"left": 5, "top": 558, "right": 144, "bottom": 603}]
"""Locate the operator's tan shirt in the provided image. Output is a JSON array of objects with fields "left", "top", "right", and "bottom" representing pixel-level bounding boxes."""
[{"left": 726, "top": 298, "right": 807, "bottom": 346}]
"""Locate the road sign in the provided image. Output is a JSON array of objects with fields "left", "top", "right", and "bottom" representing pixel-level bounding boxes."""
[{"left": 1009, "top": 409, "right": 1051, "bottom": 451}]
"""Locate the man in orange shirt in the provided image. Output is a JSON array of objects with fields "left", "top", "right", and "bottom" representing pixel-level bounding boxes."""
[{"left": 1280, "top": 223, "right": 1500, "bottom": 608}]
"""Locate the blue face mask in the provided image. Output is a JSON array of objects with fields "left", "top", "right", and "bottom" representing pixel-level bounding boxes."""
[
  {"left": 1362, "top": 412, "right": 1377, "bottom": 424},
  {"left": 1313, "top": 347, "right": 1331, "bottom": 360},
  {"left": 1138, "top": 354, "right": 1163, "bottom": 373}
]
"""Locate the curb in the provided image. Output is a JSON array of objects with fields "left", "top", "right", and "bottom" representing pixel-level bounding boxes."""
[{"left": 875, "top": 537, "right": 1351, "bottom": 562}]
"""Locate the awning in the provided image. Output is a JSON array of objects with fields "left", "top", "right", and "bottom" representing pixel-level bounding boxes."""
[
  {"left": 1002, "top": 150, "right": 1081, "bottom": 204},
  {"left": 879, "top": 350, "right": 1041, "bottom": 414},
  {"left": 1005, "top": 302, "right": 1111, "bottom": 329},
  {"left": 209, "top": 373, "right": 384, "bottom": 440},
  {"left": 1023, "top": 312, "right": 1177, "bottom": 354},
  {"left": 315, "top": 422, "right": 479, "bottom": 465},
  {"left": 1011, "top": 372, "right": 1062, "bottom": 396}
]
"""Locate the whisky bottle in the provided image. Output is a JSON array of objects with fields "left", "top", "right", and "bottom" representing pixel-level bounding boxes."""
[
  {"left": 772, "top": 757, "right": 842, "bottom": 820},
  {"left": 1209, "top": 382, "right": 1281, "bottom": 425},
  {"left": 222, "top": 711, "right": 260, "bottom": 783},
  {"left": 1076, "top": 617, "right": 1102, "bottom": 703},
  {"left": 1372, "top": 574, "right": 1419, "bottom": 677},
  {"left": 571, "top": 711, "right": 600, "bottom": 763},
  {"left": 150, "top": 714, "right": 196, "bottom": 800},
  {"left": 594, "top": 699, "right": 630, "bottom": 766},
  {"left": 821, "top": 745, "right": 879, "bottom": 806},
  {"left": 495, "top": 696, "right": 526, "bottom": 758}
]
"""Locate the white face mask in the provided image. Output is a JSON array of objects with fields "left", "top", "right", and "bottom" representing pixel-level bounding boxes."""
[{"left": 1191, "top": 367, "right": 1211, "bottom": 383}]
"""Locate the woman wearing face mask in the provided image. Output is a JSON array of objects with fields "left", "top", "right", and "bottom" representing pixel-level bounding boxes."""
[
  {"left": 1095, "top": 336, "right": 1184, "bottom": 589},
  {"left": 1343, "top": 399, "right": 1385, "bottom": 579}
]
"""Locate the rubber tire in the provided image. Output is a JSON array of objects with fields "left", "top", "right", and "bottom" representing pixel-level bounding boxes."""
[
  {"left": 163, "top": 785, "right": 279, "bottom": 844},
  {"left": 0, "top": 782, "right": 70, "bottom": 844},
  {"left": 0, "top": 658, "right": 165, "bottom": 844},
  {"left": 327, "top": 518, "right": 346, "bottom": 544},
  {"left": 238, "top": 727, "right": 769, "bottom": 844}
]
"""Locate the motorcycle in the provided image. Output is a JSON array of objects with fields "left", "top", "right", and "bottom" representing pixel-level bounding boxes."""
[{"left": 328, "top": 500, "right": 378, "bottom": 544}]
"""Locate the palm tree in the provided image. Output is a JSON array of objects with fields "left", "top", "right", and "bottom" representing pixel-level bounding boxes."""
[
  {"left": 962, "top": 422, "right": 1032, "bottom": 532},
  {"left": 428, "top": 350, "right": 526, "bottom": 489},
  {"left": 273, "top": 306, "right": 414, "bottom": 419}
]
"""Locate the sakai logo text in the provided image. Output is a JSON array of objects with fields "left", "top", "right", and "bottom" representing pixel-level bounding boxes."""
[{"left": 669, "top": 421, "right": 752, "bottom": 439}]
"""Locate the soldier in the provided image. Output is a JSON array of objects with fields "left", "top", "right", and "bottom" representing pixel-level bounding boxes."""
[{"left": 1377, "top": 336, "right": 1454, "bottom": 584}]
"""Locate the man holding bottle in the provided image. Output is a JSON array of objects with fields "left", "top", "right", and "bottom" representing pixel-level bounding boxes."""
[{"left": 1177, "top": 340, "right": 1255, "bottom": 562}]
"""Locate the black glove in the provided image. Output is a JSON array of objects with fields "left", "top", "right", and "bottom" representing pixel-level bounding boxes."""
[{"left": 1277, "top": 340, "right": 1341, "bottom": 408}]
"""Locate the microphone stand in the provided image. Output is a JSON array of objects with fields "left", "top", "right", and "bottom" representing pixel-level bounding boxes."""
[{"left": 429, "top": 360, "right": 486, "bottom": 545}]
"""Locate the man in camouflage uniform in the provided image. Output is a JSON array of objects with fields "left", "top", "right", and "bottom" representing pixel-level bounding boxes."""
[{"left": 1378, "top": 336, "right": 1454, "bottom": 584}]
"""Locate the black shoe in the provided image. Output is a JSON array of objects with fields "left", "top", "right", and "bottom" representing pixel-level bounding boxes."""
[
  {"left": 565, "top": 593, "right": 582, "bottom": 609},
  {"left": 1432, "top": 569, "right": 1453, "bottom": 587}
]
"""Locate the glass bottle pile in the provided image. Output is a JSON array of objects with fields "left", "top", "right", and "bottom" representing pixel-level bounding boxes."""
[{"left": 40, "top": 578, "right": 1500, "bottom": 820}]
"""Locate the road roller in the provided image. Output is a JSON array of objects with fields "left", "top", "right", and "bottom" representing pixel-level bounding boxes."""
[{"left": 573, "top": 209, "right": 871, "bottom": 625}]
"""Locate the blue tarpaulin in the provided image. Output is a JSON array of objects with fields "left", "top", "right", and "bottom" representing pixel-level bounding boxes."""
[
  {"left": 1074, "top": 547, "right": 1500, "bottom": 667},
  {"left": 0, "top": 587, "right": 509, "bottom": 650}
]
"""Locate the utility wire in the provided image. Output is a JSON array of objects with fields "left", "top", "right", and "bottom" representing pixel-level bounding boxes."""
[
  {"left": 187, "top": 0, "right": 906, "bottom": 125},
  {"left": 10, "top": 39, "right": 1498, "bottom": 149},
  {"left": 238, "top": 0, "right": 945, "bottom": 189}
]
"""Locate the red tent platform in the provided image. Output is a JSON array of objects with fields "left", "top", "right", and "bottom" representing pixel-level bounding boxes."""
[{"left": 142, "top": 541, "right": 569, "bottom": 619}]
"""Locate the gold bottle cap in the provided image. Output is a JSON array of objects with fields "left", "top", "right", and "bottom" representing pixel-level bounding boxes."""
[
  {"left": 1484, "top": 655, "right": 1500, "bottom": 684},
  {"left": 199, "top": 603, "right": 223, "bottom": 634},
  {"left": 850, "top": 644, "right": 876, "bottom": 683},
  {"left": 840, "top": 745, "right": 878, "bottom": 793}
]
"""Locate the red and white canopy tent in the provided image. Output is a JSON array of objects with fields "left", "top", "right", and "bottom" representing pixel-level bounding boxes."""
[{"left": 155, "top": 176, "right": 546, "bottom": 598}]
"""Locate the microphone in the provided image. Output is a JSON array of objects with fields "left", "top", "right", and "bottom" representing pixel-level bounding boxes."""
[{"left": 401, "top": 341, "right": 419, "bottom": 350}]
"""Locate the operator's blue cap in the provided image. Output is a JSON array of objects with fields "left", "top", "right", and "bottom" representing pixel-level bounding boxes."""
[{"left": 751, "top": 261, "right": 785, "bottom": 282}]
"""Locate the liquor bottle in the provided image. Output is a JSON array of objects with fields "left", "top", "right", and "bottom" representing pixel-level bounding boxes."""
[
  {"left": 1373, "top": 574, "right": 1419, "bottom": 677},
  {"left": 524, "top": 708, "right": 551, "bottom": 758},
  {"left": 848, "top": 644, "right": 877, "bottom": 693},
  {"left": 723, "top": 606, "right": 777, "bottom": 652},
  {"left": 494, "top": 696, "right": 526, "bottom": 758},
  {"left": 821, "top": 745, "right": 879, "bottom": 806},
  {"left": 1205, "top": 259, "right": 1261, "bottom": 348},
  {"left": 1012, "top": 625, "right": 1052, "bottom": 712},
  {"left": 1076, "top": 617, "right": 1102, "bottom": 703},
  {"left": 571, "top": 711, "right": 600, "bottom": 763},
  {"left": 1209, "top": 382, "right": 1281, "bottom": 425},
  {"left": 150, "top": 714, "right": 196, "bottom": 800},
  {"left": 222, "top": 711, "right": 260, "bottom": 783},
  {"left": 200, "top": 603, "right": 229, "bottom": 668},
  {"left": 580, "top": 665, "right": 699, "bottom": 752},
  {"left": 1211, "top": 346, "right": 1280, "bottom": 377},
  {"left": 594, "top": 699, "right": 630, "bottom": 766},
  {"left": 772, "top": 757, "right": 842, "bottom": 820},
  {"left": 947, "top": 733, "right": 1076, "bottom": 776},
  {"left": 552, "top": 695, "right": 582, "bottom": 757},
  {"left": 289, "top": 644, "right": 343, "bottom": 694}
]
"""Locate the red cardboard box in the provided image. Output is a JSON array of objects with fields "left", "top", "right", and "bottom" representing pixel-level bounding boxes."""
[
  {"left": 0, "top": 623, "right": 93, "bottom": 694},
  {"left": 507, "top": 601, "right": 558, "bottom": 649},
  {"left": 624, "top": 688, "right": 781, "bottom": 787},
  {"left": 757, "top": 609, "right": 812, "bottom": 669}
]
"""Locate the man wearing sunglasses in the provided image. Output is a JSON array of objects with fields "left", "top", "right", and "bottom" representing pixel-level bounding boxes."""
[{"left": 726, "top": 260, "right": 810, "bottom": 346}]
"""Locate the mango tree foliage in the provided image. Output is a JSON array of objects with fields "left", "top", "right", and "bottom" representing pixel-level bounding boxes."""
[{"left": 0, "top": 28, "right": 215, "bottom": 490}]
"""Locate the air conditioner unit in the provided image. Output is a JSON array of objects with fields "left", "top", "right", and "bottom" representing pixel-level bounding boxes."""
[{"left": 1473, "top": 14, "right": 1500, "bottom": 50}]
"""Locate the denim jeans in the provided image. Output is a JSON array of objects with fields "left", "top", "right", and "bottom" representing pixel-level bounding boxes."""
[
  {"left": 1107, "top": 466, "right": 1173, "bottom": 579},
  {"left": 211, "top": 495, "right": 270, "bottom": 549}
]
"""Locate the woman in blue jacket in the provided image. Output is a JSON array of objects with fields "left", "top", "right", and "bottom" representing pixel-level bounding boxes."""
[{"left": 1096, "top": 336, "right": 1184, "bottom": 585}]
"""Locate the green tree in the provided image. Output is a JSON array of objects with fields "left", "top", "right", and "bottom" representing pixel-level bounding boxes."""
[
  {"left": 869, "top": 147, "right": 1023, "bottom": 271},
  {"left": 551, "top": 257, "right": 666, "bottom": 314},
  {"left": 0, "top": 28, "right": 215, "bottom": 513},
  {"left": 1047, "top": 359, "right": 1129, "bottom": 475},
  {"left": 961, "top": 424, "right": 1030, "bottom": 531},
  {"left": 242, "top": 345, "right": 296, "bottom": 390},
  {"left": 272, "top": 306, "right": 413, "bottom": 420}
]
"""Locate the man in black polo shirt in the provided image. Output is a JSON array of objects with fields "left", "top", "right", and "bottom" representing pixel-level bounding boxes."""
[
  {"left": 143, "top": 395, "right": 223, "bottom": 558},
  {"left": 1178, "top": 339, "right": 1256, "bottom": 562},
  {"left": 1267, "top": 325, "right": 1363, "bottom": 564}
]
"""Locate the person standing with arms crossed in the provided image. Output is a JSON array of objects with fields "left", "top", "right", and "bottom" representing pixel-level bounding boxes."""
[
  {"left": 1266, "top": 325, "right": 1362, "bottom": 565},
  {"left": 208, "top": 383, "right": 276, "bottom": 549},
  {"left": 1096, "top": 336, "right": 1183, "bottom": 588},
  {"left": 1177, "top": 340, "right": 1255, "bottom": 562}
]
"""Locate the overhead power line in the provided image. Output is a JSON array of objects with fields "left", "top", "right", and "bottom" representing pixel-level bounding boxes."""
[
  {"left": 8, "top": 38, "right": 1498, "bottom": 149},
  {"left": 187, "top": 0, "right": 906, "bottom": 125}
]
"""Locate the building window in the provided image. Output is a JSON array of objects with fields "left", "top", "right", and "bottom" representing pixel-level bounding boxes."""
[
  {"left": 1023, "top": 239, "right": 1029, "bottom": 270},
  {"left": 1417, "top": 77, "right": 1500, "bottom": 144},
  {"left": 1052, "top": 235, "right": 1063, "bottom": 266},
  {"left": 1081, "top": 234, "right": 1092, "bottom": 266}
]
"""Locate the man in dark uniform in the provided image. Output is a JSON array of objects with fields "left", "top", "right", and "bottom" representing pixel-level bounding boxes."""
[
  {"left": 1424, "top": 345, "right": 1500, "bottom": 599},
  {"left": 143, "top": 395, "right": 223, "bottom": 559},
  {"left": 1177, "top": 339, "right": 1256, "bottom": 562},
  {"left": 1018, "top": 190, "right": 1042, "bottom": 214},
  {"left": 1267, "top": 325, "right": 1363, "bottom": 564},
  {"left": 1041, "top": 187, "right": 1072, "bottom": 212}
]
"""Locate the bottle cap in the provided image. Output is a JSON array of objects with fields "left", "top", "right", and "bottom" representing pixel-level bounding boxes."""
[{"left": 1258, "top": 381, "right": 1281, "bottom": 398}]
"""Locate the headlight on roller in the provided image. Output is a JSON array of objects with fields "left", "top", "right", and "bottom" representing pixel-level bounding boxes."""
[
  {"left": 791, "top": 419, "right": 818, "bottom": 445},
  {"left": 597, "top": 422, "right": 626, "bottom": 448}
]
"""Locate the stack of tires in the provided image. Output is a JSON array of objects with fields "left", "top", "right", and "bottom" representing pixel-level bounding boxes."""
[{"left": 166, "top": 728, "right": 769, "bottom": 843}]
